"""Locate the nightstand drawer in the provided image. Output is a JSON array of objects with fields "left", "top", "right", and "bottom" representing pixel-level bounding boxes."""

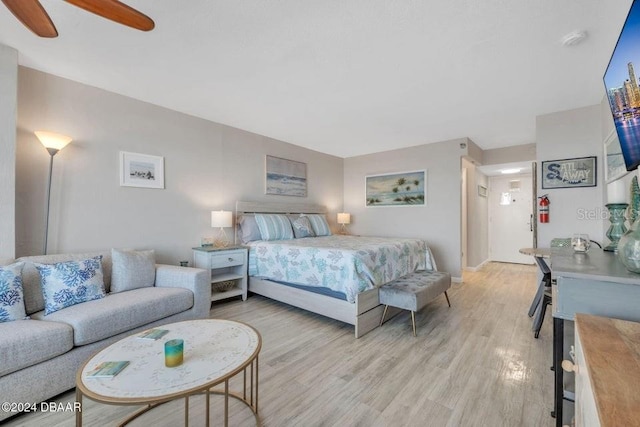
[{"left": 209, "top": 252, "right": 244, "bottom": 268}]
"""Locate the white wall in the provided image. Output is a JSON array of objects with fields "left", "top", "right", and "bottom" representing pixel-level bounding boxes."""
[
  {"left": 0, "top": 44, "right": 17, "bottom": 259},
  {"left": 466, "top": 163, "right": 489, "bottom": 268},
  {"left": 536, "top": 105, "right": 605, "bottom": 247},
  {"left": 15, "top": 68, "right": 344, "bottom": 263},
  {"left": 343, "top": 138, "right": 468, "bottom": 278}
]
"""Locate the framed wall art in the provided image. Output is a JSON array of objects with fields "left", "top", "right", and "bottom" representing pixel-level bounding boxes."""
[
  {"left": 365, "top": 170, "right": 426, "bottom": 206},
  {"left": 265, "top": 155, "right": 307, "bottom": 197},
  {"left": 604, "top": 130, "right": 629, "bottom": 183},
  {"left": 541, "top": 156, "right": 596, "bottom": 189},
  {"left": 119, "top": 151, "right": 165, "bottom": 189}
]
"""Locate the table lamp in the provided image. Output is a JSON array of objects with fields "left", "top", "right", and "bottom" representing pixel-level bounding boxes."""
[
  {"left": 211, "top": 210, "right": 233, "bottom": 247},
  {"left": 337, "top": 212, "right": 351, "bottom": 235}
]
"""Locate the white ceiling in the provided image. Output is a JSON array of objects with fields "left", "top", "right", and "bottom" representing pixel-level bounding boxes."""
[{"left": 0, "top": 0, "right": 632, "bottom": 158}]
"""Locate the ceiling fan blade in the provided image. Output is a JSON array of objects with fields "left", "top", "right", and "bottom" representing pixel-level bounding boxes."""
[
  {"left": 64, "top": 0, "right": 154, "bottom": 31},
  {"left": 2, "top": 0, "right": 57, "bottom": 37}
]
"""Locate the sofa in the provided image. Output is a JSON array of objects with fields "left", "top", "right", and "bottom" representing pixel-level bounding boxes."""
[{"left": 0, "top": 250, "right": 210, "bottom": 421}]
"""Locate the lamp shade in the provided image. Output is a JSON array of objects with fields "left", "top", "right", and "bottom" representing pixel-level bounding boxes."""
[
  {"left": 34, "top": 131, "right": 72, "bottom": 151},
  {"left": 211, "top": 210, "right": 233, "bottom": 228},
  {"left": 337, "top": 213, "right": 351, "bottom": 225}
]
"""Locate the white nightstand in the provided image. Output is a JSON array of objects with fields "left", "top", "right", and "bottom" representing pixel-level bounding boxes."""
[{"left": 192, "top": 246, "right": 248, "bottom": 302}]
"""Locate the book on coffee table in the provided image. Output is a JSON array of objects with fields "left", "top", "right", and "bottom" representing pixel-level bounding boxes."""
[
  {"left": 86, "top": 361, "right": 130, "bottom": 379},
  {"left": 137, "top": 328, "right": 169, "bottom": 340}
]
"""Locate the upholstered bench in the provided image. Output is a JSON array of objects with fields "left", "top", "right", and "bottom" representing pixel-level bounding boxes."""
[{"left": 379, "top": 270, "right": 451, "bottom": 336}]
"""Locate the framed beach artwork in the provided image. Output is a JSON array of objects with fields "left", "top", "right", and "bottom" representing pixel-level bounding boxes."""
[
  {"left": 541, "top": 156, "right": 597, "bottom": 189},
  {"left": 604, "top": 130, "right": 629, "bottom": 183},
  {"left": 265, "top": 155, "right": 307, "bottom": 197},
  {"left": 366, "top": 170, "right": 426, "bottom": 207},
  {"left": 119, "top": 151, "right": 164, "bottom": 189}
]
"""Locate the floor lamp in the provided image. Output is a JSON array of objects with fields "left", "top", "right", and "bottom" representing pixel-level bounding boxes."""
[{"left": 35, "top": 131, "right": 72, "bottom": 255}]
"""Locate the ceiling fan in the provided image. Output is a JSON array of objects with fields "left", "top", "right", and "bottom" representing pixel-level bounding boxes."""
[{"left": 2, "top": 0, "right": 155, "bottom": 38}]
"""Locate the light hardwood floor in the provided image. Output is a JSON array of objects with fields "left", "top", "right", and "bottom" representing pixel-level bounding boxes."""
[{"left": 5, "top": 262, "right": 555, "bottom": 426}]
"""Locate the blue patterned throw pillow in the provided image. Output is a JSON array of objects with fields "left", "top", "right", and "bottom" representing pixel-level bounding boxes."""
[
  {"left": 290, "top": 216, "right": 316, "bottom": 238},
  {"left": 0, "top": 262, "right": 27, "bottom": 323},
  {"left": 35, "top": 256, "right": 106, "bottom": 315},
  {"left": 255, "top": 214, "right": 294, "bottom": 241},
  {"left": 305, "top": 214, "right": 332, "bottom": 236}
]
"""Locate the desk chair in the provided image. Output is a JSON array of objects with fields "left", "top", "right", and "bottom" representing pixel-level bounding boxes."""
[{"left": 530, "top": 238, "right": 602, "bottom": 339}]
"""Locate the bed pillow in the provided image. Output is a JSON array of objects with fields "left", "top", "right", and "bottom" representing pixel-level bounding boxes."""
[
  {"left": 35, "top": 256, "right": 106, "bottom": 315},
  {"left": 0, "top": 262, "right": 27, "bottom": 323},
  {"left": 255, "top": 214, "right": 294, "bottom": 241},
  {"left": 305, "top": 214, "right": 332, "bottom": 236},
  {"left": 238, "top": 215, "right": 263, "bottom": 244},
  {"left": 110, "top": 249, "right": 156, "bottom": 293},
  {"left": 290, "top": 216, "right": 316, "bottom": 238}
]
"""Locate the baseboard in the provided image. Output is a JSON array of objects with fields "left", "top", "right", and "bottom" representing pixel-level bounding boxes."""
[{"left": 464, "top": 259, "right": 490, "bottom": 272}]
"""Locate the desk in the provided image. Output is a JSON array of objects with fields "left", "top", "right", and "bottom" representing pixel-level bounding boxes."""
[{"left": 551, "top": 247, "right": 640, "bottom": 427}]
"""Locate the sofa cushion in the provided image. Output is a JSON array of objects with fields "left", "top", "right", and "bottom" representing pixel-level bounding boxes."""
[
  {"left": 110, "top": 249, "right": 156, "bottom": 293},
  {"left": 35, "top": 256, "right": 106, "bottom": 315},
  {"left": 18, "top": 251, "right": 112, "bottom": 315},
  {"left": 0, "top": 319, "right": 74, "bottom": 376},
  {"left": 0, "top": 262, "right": 27, "bottom": 323},
  {"left": 31, "top": 287, "right": 194, "bottom": 346}
]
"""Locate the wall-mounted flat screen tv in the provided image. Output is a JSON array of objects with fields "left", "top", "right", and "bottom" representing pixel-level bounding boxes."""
[{"left": 604, "top": 0, "right": 640, "bottom": 171}]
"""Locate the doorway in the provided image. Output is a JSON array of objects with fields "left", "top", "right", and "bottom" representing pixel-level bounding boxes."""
[{"left": 489, "top": 174, "right": 534, "bottom": 264}]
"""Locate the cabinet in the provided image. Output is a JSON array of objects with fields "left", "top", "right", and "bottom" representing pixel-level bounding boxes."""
[
  {"left": 568, "top": 314, "right": 640, "bottom": 427},
  {"left": 193, "top": 246, "right": 248, "bottom": 302}
]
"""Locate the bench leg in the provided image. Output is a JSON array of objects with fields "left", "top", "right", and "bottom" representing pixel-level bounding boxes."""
[
  {"left": 411, "top": 311, "right": 416, "bottom": 337},
  {"left": 444, "top": 291, "right": 451, "bottom": 307},
  {"left": 380, "top": 305, "right": 389, "bottom": 326}
]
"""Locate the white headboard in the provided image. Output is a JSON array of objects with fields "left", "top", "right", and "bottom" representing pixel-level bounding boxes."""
[{"left": 235, "top": 201, "right": 327, "bottom": 216}]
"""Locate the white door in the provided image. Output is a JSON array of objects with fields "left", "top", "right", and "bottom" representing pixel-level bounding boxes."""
[{"left": 489, "top": 174, "right": 534, "bottom": 264}]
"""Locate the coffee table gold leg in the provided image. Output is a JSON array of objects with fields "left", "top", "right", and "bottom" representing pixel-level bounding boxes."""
[
  {"left": 206, "top": 389, "right": 210, "bottom": 427},
  {"left": 255, "top": 354, "right": 259, "bottom": 413},
  {"left": 184, "top": 395, "right": 189, "bottom": 426},
  {"left": 224, "top": 380, "right": 229, "bottom": 427},
  {"left": 75, "top": 389, "right": 82, "bottom": 427},
  {"left": 243, "top": 367, "right": 247, "bottom": 400},
  {"left": 250, "top": 362, "right": 254, "bottom": 406}
]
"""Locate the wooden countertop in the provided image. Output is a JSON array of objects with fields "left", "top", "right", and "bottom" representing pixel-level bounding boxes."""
[
  {"left": 575, "top": 314, "right": 640, "bottom": 427},
  {"left": 519, "top": 247, "right": 550, "bottom": 258}
]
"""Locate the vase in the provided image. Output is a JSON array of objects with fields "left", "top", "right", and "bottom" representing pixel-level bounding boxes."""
[
  {"left": 604, "top": 203, "right": 628, "bottom": 252},
  {"left": 618, "top": 216, "right": 640, "bottom": 272},
  {"left": 631, "top": 176, "right": 640, "bottom": 223}
]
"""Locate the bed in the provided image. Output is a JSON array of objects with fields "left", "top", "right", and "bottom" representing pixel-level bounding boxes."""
[{"left": 236, "top": 201, "right": 437, "bottom": 337}]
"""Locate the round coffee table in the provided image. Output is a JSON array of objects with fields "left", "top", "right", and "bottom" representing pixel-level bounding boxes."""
[{"left": 75, "top": 319, "right": 261, "bottom": 426}]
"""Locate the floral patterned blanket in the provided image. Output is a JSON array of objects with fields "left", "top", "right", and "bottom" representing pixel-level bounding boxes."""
[{"left": 247, "top": 235, "right": 436, "bottom": 303}]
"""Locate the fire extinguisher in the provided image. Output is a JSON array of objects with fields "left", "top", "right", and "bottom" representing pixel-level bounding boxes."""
[{"left": 538, "top": 195, "right": 550, "bottom": 223}]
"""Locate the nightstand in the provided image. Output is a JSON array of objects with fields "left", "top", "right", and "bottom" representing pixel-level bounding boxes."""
[{"left": 192, "top": 246, "right": 248, "bottom": 302}]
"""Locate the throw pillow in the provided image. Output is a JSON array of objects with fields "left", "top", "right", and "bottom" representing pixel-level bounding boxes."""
[
  {"left": 290, "top": 216, "right": 316, "bottom": 238},
  {"left": 36, "top": 256, "right": 106, "bottom": 315},
  {"left": 0, "top": 262, "right": 27, "bottom": 323},
  {"left": 305, "top": 214, "right": 332, "bottom": 236},
  {"left": 255, "top": 214, "right": 294, "bottom": 241},
  {"left": 238, "top": 215, "right": 263, "bottom": 244},
  {"left": 110, "top": 249, "right": 156, "bottom": 293}
]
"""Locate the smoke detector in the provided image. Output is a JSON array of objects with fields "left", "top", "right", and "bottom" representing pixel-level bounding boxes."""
[{"left": 561, "top": 31, "right": 588, "bottom": 47}]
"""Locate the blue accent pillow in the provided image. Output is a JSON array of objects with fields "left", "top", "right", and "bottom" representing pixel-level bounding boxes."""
[
  {"left": 238, "top": 215, "right": 263, "bottom": 244},
  {"left": 0, "top": 262, "right": 27, "bottom": 323},
  {"left": 35, "top": 256, "right": 106, "bottom": 315},
  {"left": 306, "top": 214, "right": 332, "bottom": 236},
  {"left": 255, "top": 214, "right": 294, "bottom": 241},
  {"left": 290, "top": 216, "right": 316, "bottom": 238}
]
